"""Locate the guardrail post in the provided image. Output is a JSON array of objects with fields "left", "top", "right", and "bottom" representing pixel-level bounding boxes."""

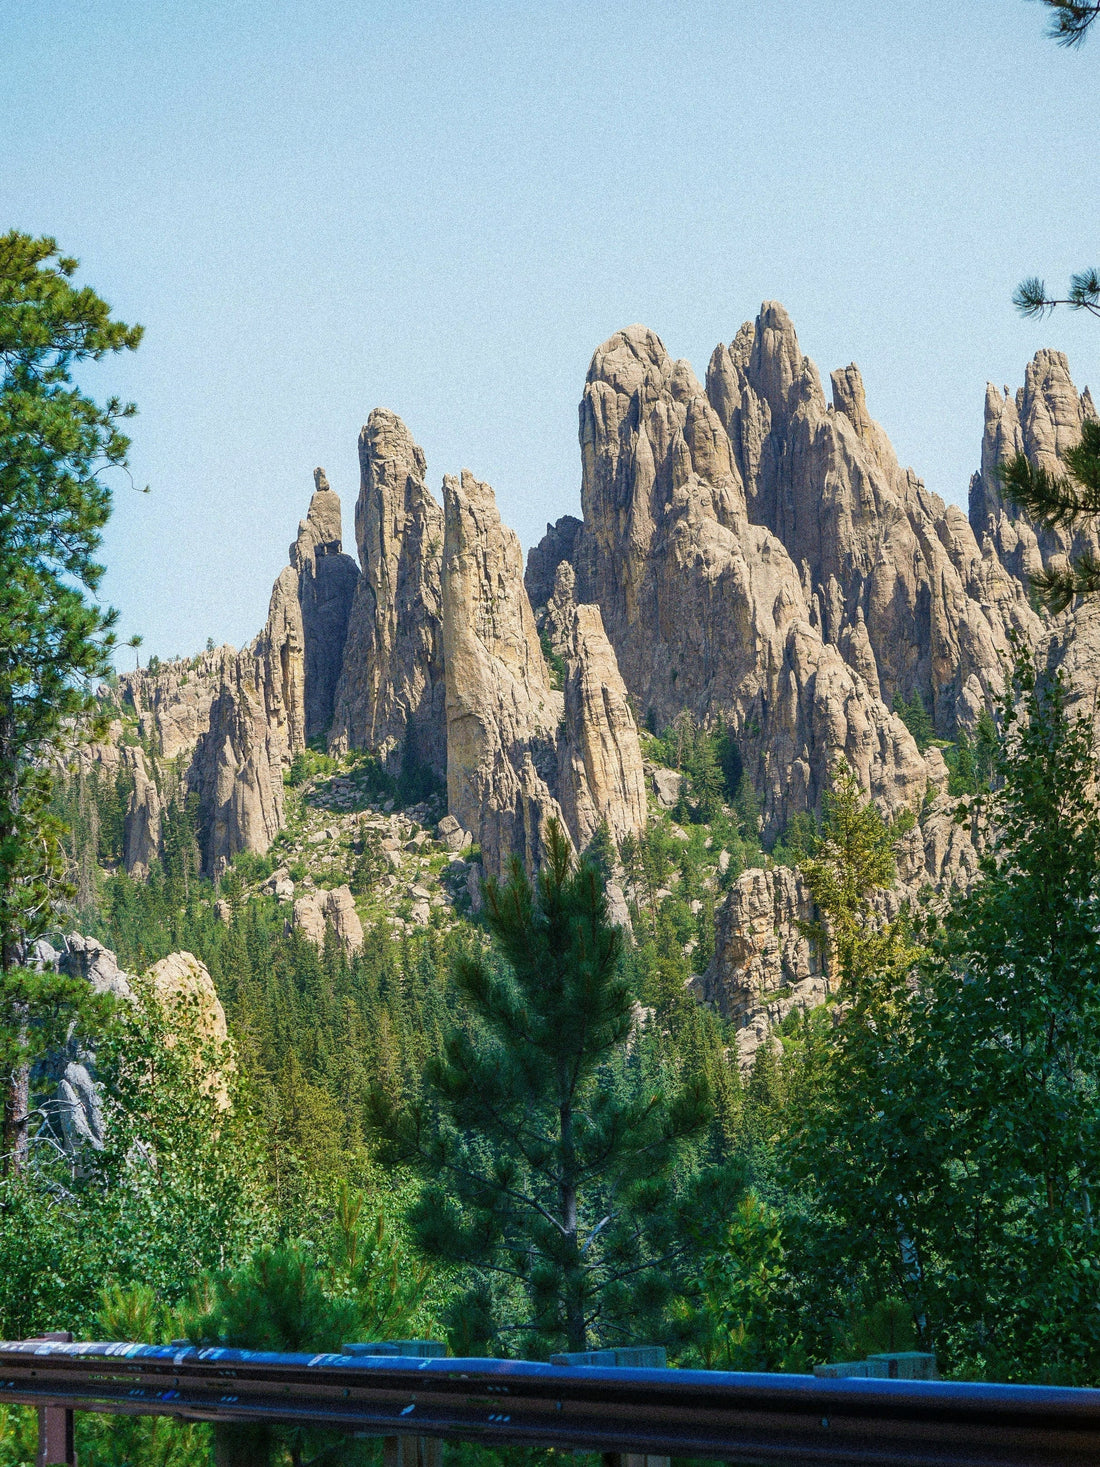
[
  {"left": 31, "top": 1333, "right": 75, "bottom": 1467},
  {"left": 383, "top": 1436, "right": 442, "bottom": 1467}
]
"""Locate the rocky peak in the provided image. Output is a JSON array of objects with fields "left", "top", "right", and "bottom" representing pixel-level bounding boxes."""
[
  {"left": 706, "top": 302, "right": 1028, "bottom": 731},
  {"left": 328, "top": 409, "right": 446, "bottom": 777},
  {"left": 970, "top": 349, "right": 1099, "bottom": 589},
  {"left": 524, "top": 513, "right": 583, "bottom": 610},
  {"left": 291, "top": 467, "right": 344, "bottom": 571},
  {"left": 548, "top": 563, "right": 647, "bottom": 852},
  {"left": 567, "top": 314, "right": 929, "bottom": 837},
  {"left": 441, "top": 467, "right": 565, "bottom": 875}
]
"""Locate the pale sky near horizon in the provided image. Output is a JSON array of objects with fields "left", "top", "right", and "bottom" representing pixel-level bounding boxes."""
[{"left": 2, "top": 0, "right": 1098, "bottom": 663}]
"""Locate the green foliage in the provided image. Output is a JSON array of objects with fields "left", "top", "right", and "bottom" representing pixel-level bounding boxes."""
[
  {"left": 798, "top": 767, "right": 918, "bottom": 996},
  {"left": 0, "top": 981, "right": 270, "bottom": 1341},
  {"left": 770, "top": 810, "right": 818, "bottom": 868},
  {"left": 891, "top": 688, "right": 934, "bottom": 749},
  {"left": 582, "top": 819, "right": 616, "bottom": 881},
  {"left": 350, "top": 828, "right": 388, "bottom": 895},
  {"left": 0, "top": 234, "right": 140, "bottom": 962},
  {"left": 998, "top": 419, "right": 1100, "bottom": 611},
  {"left": 287, "top": 747, "right": 337, "bottom": 787},
  {"left": 370, "top": 820, "right": 711, "bottom": 1355},
  {"left": 539, "top": 628, "right": 566, "bottom": 690},
  {"left": 674, "top": 1193, "right": 801, "bottom": 1371},
  {"left": 645, "top": 713, "right": 742, "bottom": 822},
  {"left": 779, "top": 647, "right": 1100, "bottom": 1383}
]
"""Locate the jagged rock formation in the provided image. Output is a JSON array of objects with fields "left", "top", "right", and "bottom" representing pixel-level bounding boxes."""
[
  {"left": 970, "top": 349, "right": 1099, "bottom": 591},
  {"left": 189, "top": 647, "right": 289, "bottom": 874},
  {"left": 544, "top": 563, "right": 647, "bottom": 851},
  {"left": 558, "top": 322, "right": 928, "bottom": 839},
  {"left": 441, "top": 468, "right": 567, "bottom": 874},
  {"left": 696, "top": 794, "right": 982, "bottom": 1069},
  {"left": 99, "top": 475, "right": 359, "bottom": 876},
  {"left": 524, "top": 513, "right": 583, "bottom": 610},
  {"left": 122, "top": 746, "right": 162, "bottom": 880},
  {"left": 291, "top": 885, "right": 365, "bottom": 956},
  {"left": 34, "top": 939, "right": 231, "bottom": 1151},
  {"left": 256, "top": 466, "right": 359, "bottom": 754},
  {"left": 92, "top": 304, "right": 1097, "bottom": 1057},
  {"left": 440, "top": 472, "right": 648, "bottom": 876},
  {"left": 706, "top": 304, "right": 1036, "bottom": 731},
  {"left": 329, "top": 410, "right": 447, "bottom": 779}
]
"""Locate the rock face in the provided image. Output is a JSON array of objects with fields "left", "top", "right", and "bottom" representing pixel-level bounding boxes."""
[
  {"left": 562, "top": 321, "right": 928, "bottom": 839},
  {"left": 291, "top": 885, "right": 365, "bottom": 956},
  {"left": 189, "top": 647, "right": 288, "bottom": 875},
  {"left": 260, "top": 469, "right": 359, "bottom": 752},
  {"left": 545, "top": 563, "right": 648, "bottom": 852},
  {"left": 122, "top": 746, "right": 162, "bottom": 880},
  {"left": 440, "top": 472, "right": 648, "bottom": 876},
  {"left": 41, "top": 940, "right": 232, "bottom": 1151},
  {"left": 706, "top": 304, "right": 1035, "bottom": 730},
  {"left": 970, "top": 349, "right": 1099, "bottom": 590},
  {"left": 146, "top": 950, "right": 232, "bottom": 1106},
  {"left": 524, "top": 513, "right": 583, "bottom": 611},
  {"left": 442, "top": 468, "right": 567, "bottom": 874},
  {"left": 697, "top": 794, "right": 981, "bottom": 1069},
  {"left": 329, "top": 410, "right": 447, "bottom": 779}
]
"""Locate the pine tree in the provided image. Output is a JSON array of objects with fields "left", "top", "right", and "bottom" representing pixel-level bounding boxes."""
[
  {"left": 369, "top": 819, "right": 710, "bottom": 1355},
  {"left": 0, "top": 233, "right": 141, "bottom": 1170},
  {"left": 798, "top": 767, "right": 916, "bottom": 997},
  {"left": 998, "top": 420, "right": 1100, "bottom": 611}
]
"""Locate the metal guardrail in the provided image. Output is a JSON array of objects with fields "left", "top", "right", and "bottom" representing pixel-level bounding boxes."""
[{"left": 4, "top": 1337, "right": 1100, "bottom": 1466}]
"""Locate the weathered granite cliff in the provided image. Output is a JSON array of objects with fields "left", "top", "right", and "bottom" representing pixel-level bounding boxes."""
[
  {"left": 970, "top": 348, "right": 1099, "bottom": 591},
  {"left": 441, "top": 468, "right": 567, "bottom": 873},
  {"left": 706, "top": 304, "right": 1037, "bottom": 731},
  {"left": 695, "top": 793, "right": 982, "bottom": 1069},
  {"left": 329, "top": 410, "right": 447, "bottom": 778},
  {"left": 553, "top": 322, "right": 929, "bottom": 840}
]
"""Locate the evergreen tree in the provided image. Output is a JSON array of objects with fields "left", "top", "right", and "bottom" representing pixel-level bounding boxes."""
[
  {"left": 369, "top": 819, "right": 710, "bottom": 1355},
  {"left": 998, "top": 420, "right": 1100, "bottom": 611},
  {"left": 1004, "top": 3, "right": 1100, "bottom": 609},
  {"left": 0, "top": 233, "right": 141, "bottom": 1170},
  {"left": 891, "top": 689, "right": 934, "bottom": 750},
  {"left": 1036, "top": 1, "right": 1100, "bottom": 45},
  {"left": 912, "top": 649, "right": 1100, "bottom": 1380},
  {"left": 798, "top": 767, "right": 915, "bottom": 997}
]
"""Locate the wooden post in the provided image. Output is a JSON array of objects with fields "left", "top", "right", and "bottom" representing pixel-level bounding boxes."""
[
  {"left": 383, "top": 1435, "right": 442, "bottom": 1467},
  {"left": 31, "top": 1333, "right": 76, "bottom": 1467}
]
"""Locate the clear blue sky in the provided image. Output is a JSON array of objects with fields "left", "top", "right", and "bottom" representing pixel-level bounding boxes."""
[{"left": 2, "top": 0, "right": 1098, "bottom": 662}]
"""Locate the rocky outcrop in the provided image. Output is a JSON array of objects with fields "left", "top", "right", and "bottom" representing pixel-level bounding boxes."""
[
  {"left": 569, "top": 322, "right": 928, "bottom": 839},
  {"left": 442, "top": 469, "right": 567, "bottom": 875},
  {"left": 705, "top": 303, "right": 1034, "bottom": 731},
  {"left": 696, "top": 795, "right": 981, "bottom": 1069},
  {"left": 146, "top": 950, "right": 232, "bottom": 1106},
  {"left": 970, "top": 349, "right": 1099, "bottom": 591},
  {"left": 122, "top": 746, "right": 162, "bottom": 880},
  {"left": 291, "top": 885, "right": 365, "bottom": 956},
  {"left": 440, "top": 473, "right": 648, "bottom": 875},
  {"left": 60, "top": 933, "right": 134, "bottom": 1002},
  {"left": 329, "top": 410, "right": 446, "bottom": 779},
  {"left": 545, "top": 563, "right": 647, "bottom": 851},
  {"left": 256, "top": 468, "right": 359, "bottom": 754},
  {"left": 188, "top": 648, "right": 288, "bottom": 875},
  {"left": 692, "top": 864, "right": 824, "bottom": 1070},
  {"left": 525, "top": 513, "right": 583, "bottom": 610},
  {"left": 39, "top": 940, "right": 232, "bottom": 1150}
]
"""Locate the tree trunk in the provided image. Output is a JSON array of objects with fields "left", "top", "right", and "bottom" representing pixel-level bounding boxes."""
[
  {"left": 560, "top": 1101, "right": 586, "bottom": 1352},
  {"left": 2, "top": 1053, "right": 29, "bottom": 1175}
]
